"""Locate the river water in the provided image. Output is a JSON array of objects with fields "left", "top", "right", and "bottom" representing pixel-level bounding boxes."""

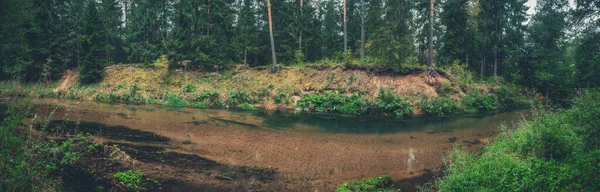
[{"left": 5, "top": 99, "right": 528, "bottom": 191}]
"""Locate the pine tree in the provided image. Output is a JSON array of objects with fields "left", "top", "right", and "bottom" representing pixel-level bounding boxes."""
[
  {"left": 529, "top": 0, "right": 571, "bottom": 102},
  {"left": 79, "top": 0, "right": 105, "bottom": 84}
]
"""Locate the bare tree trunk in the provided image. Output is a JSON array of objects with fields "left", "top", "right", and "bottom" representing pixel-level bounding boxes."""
[
  {"left": 360, "top": 0, "right": 365, "bottom": 60},
  {"left": 343, "top": 0, "right": 347, "bottom": 59},
  {"left": 481, "top": 55, "right": 485, "bottom": 80},
  {"left": 428, "top": 0, "right": 434, "bottom": 68},
  {"left": 299, "top": 0, "right": 303, "bottom": 52},
  {"left": 207, "top": 0, "right": 211, "bottom": 36},
  {"left": 268, "top": 0, "right": 277, "bottom": 68}
]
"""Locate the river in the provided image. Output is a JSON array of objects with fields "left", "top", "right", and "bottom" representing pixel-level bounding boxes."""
[{"left": 5, "top": 99, "right": 528, "bottom": 191}]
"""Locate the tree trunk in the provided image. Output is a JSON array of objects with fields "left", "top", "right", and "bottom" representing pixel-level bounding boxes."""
[
  {"left": 207, "top": 0, "right": 211, "bottom": 36},
  {"left": 360, "top": 0, "right": 365, "bottom": 60},
  {"left": 481, "top": 55, "right": 485, "bottom": 80},
  {"left": 267, "top": 0, "right": 277, "bottom": 67},
  {"left": 343, "top": 0, "right": 347, "bottom": 58},
  {"left": 428, "top": 0, "right": 434, "bottom": 68},
  {"left": 299, "top": 0, "right": 303, "bottom": 52}
]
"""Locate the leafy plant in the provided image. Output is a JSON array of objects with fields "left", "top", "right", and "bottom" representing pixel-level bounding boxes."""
[
  {"left": 115, "top": 170, "right": 145, "bottom": 190},
  {"left": 165, "top": 93, "right": 186, "bottom": 107},
  {"left": 375, "top": 88, "right": 413, "bottom": 117},
  {"left": 462, "top": 91, "right": 499, "bottom": 111},
  {"left": 335, "top": 175, "right": 398, "bottom": 192},
  {"left": 228, "top": 90, "right": 251, "bottom": 106},
  {"left": 183, "top": 84, "right": 196, "bottom": 93},
  {"left": 420, "top": 97, "right": 461, "bottom": 116}
]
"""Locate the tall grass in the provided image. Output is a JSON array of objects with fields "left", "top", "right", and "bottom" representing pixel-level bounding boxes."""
[{"left": 0, "top": 100, "right": 96, "bottom": 191}]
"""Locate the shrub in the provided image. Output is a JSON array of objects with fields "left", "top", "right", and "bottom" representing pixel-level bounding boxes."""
[
  {"left": 375, "top": 88, "right": 413, "bottom": 117},
  {"left": 420, "top": 97, "right": 461, "bottom": 116},
  {"left": 195, "top": 91, "right": 222, "bottom": 107},
  {"left": 435, "top": 89, "right": 600, "bottom": 191},
  {"left": 183, "top": 84, "right": 196, "bottom": 93},
  {"left": 296, "top": 92, "right": 373, "bottom": 115},
  {"left": 335, "top": 175, "right": 398, "bottom": 192},
  {"left": 462, "top": 91, "right": 499, "bottom": 111},
  {"left": 165, "top": 93, "right": 186, "bottom": 107},
  {"left": 228, "top": 90, "right": 251, "bottom": 106},
  {"left": 494, "top": 85, "right": 531, "bottom": 109}
]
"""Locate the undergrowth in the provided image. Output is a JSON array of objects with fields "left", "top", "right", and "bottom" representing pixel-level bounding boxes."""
[
  {"left": 0, "top": 100, "right": 96, "bottom": 191},
  {"left": 434, "top": 89, "right": 600, "bottom": 191}
]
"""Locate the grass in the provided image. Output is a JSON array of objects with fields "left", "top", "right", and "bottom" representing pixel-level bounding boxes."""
[{"left": 433, "top": 89, "right": 600, "bottom": 191}]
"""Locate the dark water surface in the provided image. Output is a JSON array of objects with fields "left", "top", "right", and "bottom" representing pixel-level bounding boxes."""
[{"left": 1, "top": 99, "right": 529, "bottom": 191}]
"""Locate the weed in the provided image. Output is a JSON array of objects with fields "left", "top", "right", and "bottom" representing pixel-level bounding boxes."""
[
  {"left": 335, "top": 175, "right": 398, "bottom": 192},
  {"left": 115, "top": 170, "right": 145, "bottom": 190},
  {"left": 165, "top": 93, "right": 186, "bottom": 107}
]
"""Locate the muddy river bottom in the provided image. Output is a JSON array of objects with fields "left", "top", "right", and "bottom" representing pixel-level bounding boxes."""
[{"left": 21, "top": 99, "right": 527, "bottom": 191}]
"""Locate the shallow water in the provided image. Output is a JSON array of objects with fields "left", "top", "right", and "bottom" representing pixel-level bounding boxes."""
[{"left": 5, "top": 99, "right": 528, "bottom": 191}]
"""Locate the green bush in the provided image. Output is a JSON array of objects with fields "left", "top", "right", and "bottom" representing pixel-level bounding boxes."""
[
  {"left": 435, "top": 89, "right": 600, "bottom": 191},
  {"left": 335, "top": 175, "right": 399, "bottom": 192},
  {"left": 462, "top": 91, "right": 499, "bottom": 111},
  {"left": 375, "top": 88, "right": 413, "bottom": 117},
  {"left": 296, "top": 92, "right": 372, "bottom": 115},
  {"left": 183, "top": 84, "right": 196, "bottom": 93},
  {"left": 115, "top": 170, "right": 145, "bottom": 190},
  {"left": 296, "top": 90, "right": 412, "bottom": 117},
  {"left": 236, "top": 102, "right": 256, "bottom": 111},
  {"left": 494, "top": 85, "right": 531, "bottom": 109},
  {"left": 165, "top": 93, "right": 186, "bottom": 107},
  {"left": 420, "top": 97, "right": 461, "bottom": 116},
  {"left": 195, "top": 91, "right": 222, "bottom": 107},
  {"left": 228, "top": 90, "right": 251, "bottom": 106}
]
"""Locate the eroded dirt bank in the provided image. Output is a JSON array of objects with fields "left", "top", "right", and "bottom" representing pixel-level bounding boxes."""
[{"left": 28, "top": 99, "right": 526, "bottom": 191}]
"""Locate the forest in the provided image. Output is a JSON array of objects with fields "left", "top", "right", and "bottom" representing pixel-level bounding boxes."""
[
  {"left": 0, "top": 0, "right": 598, "bottom": 103},
  {"left": 1, "top": 0, "right": 600, "bottom": 191}
]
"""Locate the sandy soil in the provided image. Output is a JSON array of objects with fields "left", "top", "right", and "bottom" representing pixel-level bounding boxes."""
[{"left": 28, "top": 99, "right": 526, "bottom": 191}]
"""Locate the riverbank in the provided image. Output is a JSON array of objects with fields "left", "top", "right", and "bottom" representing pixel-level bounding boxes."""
[{"left": 0, "top": 59, "right": 531, "bottom": 118}]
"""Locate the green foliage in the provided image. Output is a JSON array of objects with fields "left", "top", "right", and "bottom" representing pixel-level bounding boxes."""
[
  {"left": 273, "top": 92, "right": 288, "bottom": 105},
  {"left": 183, "top": 84, "right": 196, "bottom": 93},
  {"left": 296, "top": 91, "right": 372, "bottom": 115},
  {"left": 236, "top": 103, "right": 256, "bottom": 111},
  {"left": 0, "top": 103, "right": 95, "bottom": 191},
  {"left": 494, "top": 85, "right": 531, "bottom": 109},
  {"left": 294, "top": 50, "right": 306, "bottom": 65},
  {"left": 296, "top": 89, "right": 413, "bottom": 117},
  {"left": 335, "top": 175, "right": 399, "bottom": 192},
  {"left": 375, "top": 88, "right": 413, "bottom": 117},
  {"left": 435, "top": 89, "right": 600, "bottom": 191},
  {"left": 194, "top": 91, "right": 222, "bottom": 107},
  {"left": 115, "top": 170, "right": 145, "bottom": 190},
  {"left": 228, "top": 90, "right": 251, "bottom": 106},
  {"left": 420, "top": 97, "right": 462, "bottom": 116},
  {"left": 165, "top": 93, "right": 186, "bottom": 107},
  {"left": 462, "top": 91, "right": 499, "bottom": 112}
]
